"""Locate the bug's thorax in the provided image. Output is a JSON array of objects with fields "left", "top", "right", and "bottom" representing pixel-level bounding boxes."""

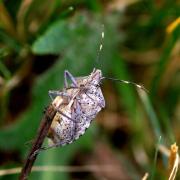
[
  {"left": 51, "top": 68, "right": 103, "bottom": 112},
  {"left": 76, "top": 69, "right": 102, "bottom": 88}
]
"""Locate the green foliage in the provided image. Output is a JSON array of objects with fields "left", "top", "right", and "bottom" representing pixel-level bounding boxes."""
[
  {"left": 0, "top": 0, "right": 179, "bottom": 179},
  {"left": 32, "top": 20, "right": 74, "bottom": 54}
]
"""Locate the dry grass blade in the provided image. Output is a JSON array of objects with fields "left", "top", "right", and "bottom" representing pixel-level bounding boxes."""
[
  {"left": 166, "top": 17, "right": 180, "bottom": 34},
  {"left": 168, "top": 143, "right": 179, "bottom": 180},
  {"left": 142, "top": 173, "right": 149, "bottom": 180},
  {"left": 137, "top": 89, "right": 162, "bottom": 139}
]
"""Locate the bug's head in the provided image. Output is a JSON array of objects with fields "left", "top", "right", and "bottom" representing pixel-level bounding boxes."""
[{"left": 89, "top": 68, "right": 102, "bottom": 86}]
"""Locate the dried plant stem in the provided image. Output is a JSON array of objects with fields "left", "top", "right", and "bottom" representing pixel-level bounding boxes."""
[
  {"left": 19, "top": 105, "right": 56, "bottom": 180},
  {"left": 168, "top": 143, "right": 179, "bottom": 180}
]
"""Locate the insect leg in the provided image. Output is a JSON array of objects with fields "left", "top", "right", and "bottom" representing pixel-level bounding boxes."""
[
  {"left": 56, "top": 109, "right": 77, "bottom": 123},
  {"left": 64, "top": 70, "right": 78, "bottom": 88},
  {"left": 48, "top": 90, "right": 70, "bottom": 101},
  {"left": 70, "top": 110, "right": 77, "bottom": 142},
  {"left": 71, "top": 99, "right": 82, "bottom": 140},
  {"left": 30, "top": 142, "right": 63, "bottom": 157}
]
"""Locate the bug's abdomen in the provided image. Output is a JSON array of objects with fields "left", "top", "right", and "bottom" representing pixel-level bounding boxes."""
[{"left": 48, "top": 111, "right": 75, "bottom": 146}]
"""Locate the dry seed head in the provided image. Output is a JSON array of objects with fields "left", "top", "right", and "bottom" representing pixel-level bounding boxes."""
[{"left": 171, "top": 143, "right": 178, "bottom": 153}]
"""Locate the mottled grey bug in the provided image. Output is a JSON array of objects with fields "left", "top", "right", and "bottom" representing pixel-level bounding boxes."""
[{"left": 45, "top": 68, "right": 105, "bottom": 149}]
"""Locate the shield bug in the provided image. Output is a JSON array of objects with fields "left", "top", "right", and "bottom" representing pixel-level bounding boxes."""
[{"left": 42, "top": 68, "right": 105, "bottom": 150}]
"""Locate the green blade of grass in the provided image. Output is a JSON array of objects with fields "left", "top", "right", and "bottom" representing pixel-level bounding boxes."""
[
  {"left": 138, "top": 89, "right": 162, "bottom": 140},
  {"left": 151, "top": 136, "right": 162, "bottom": 180}
]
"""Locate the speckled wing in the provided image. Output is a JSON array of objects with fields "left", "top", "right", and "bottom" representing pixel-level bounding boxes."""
[
  {"left": 72, "top": 85, "right": 105, "bottom": 140},
  {"left": 47, "top": 95, "right": 76, "bottom": 146}
]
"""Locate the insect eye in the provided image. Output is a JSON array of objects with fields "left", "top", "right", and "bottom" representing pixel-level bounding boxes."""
[{"left": 96, "top": 84, "right": 100, "bottom": 88}]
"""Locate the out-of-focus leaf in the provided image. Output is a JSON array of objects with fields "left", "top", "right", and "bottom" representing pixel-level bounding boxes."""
[{"left": 32, "top": 20, "right": 77, "bottom": 54}]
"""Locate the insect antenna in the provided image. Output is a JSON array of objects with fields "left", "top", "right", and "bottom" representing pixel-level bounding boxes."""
[
  {"left": 101, "top": 77, "right": 148, "bottom": 93},
  {"left": 95, "top": 24, "right": 105, "bottom": 68}
]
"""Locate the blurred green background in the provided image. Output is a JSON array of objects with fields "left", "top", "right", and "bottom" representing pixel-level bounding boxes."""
[{"left": 0, "top": 0, "right": 179, "bottom": 179}]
